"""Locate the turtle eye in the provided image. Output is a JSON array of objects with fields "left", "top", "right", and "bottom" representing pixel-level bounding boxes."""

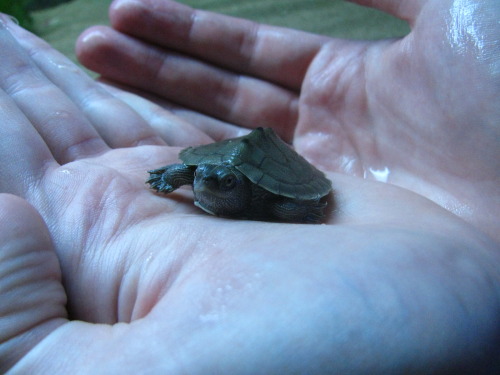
[{"left": 221, "top": 174, "right": 236, "bottom": 189}]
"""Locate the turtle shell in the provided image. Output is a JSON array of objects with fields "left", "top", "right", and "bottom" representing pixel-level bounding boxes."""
[{"left": 179, "top": 127, "right": 331, "bottom": 200}]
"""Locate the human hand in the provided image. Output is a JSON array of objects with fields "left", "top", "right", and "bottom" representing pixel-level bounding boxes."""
[
  {"left": 1, "top": 2, "right": 499, "bottom": 374},
  {"left": 77, "top": 0, "right": 500, "bottom": 241}
]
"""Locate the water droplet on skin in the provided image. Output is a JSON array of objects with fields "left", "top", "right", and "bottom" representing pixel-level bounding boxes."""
[
  {"left": 365, "top": 166, "right": 391, "bottom": 183},
  {"left": 340, "top": 156, "right": 358, "bottom": 175},
  {"left": 46, "top": 57, "right": 80, "bottom": 73},
  {"left": 446, "top": 0, "right": 500, "bottom": 75}
]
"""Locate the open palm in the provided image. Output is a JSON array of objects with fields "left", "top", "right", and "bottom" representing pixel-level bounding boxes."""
[
  {"left": 77, "top": 0, "right": 500, "bottom": 240},
  {"left": 1, "top": 0, "right": 499, "bottom": 374}
]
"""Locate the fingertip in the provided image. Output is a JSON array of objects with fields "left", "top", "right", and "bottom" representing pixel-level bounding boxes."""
[
  {"left": 109, "top": 0, "right": 193, "bottom": 43},
  {"left": 76, "top": 26, "right": 115, "bottom": 71},
  {"left": 110, "top": 0, "right": 144, "bottom": 14},
  {"left": 76, "top": 26, "right": 110, "bottom": 53},
  {"left": 109, "top": 0, "right": 148, "bottom": 31},
  {"left": 0, "top": 12, "right": 17, "bottom": 27}
]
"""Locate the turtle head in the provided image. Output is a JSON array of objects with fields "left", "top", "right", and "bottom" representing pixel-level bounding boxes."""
[{"left": 193, "top": 164, "right": 252, "bottom": 216}]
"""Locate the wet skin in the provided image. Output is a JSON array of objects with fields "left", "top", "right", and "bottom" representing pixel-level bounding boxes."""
[{"left": 1, "top": 0, "right": 499, "bottom": 373}]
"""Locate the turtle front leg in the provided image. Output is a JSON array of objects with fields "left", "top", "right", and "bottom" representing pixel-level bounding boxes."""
[{"left": 147, "top": 164, "right": 195, "bottom": 193}]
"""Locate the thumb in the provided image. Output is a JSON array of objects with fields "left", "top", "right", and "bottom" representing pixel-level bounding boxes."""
[
  {"left": 0, "top": 195, "right": 136, "bottom": 374},
  {"left": 0, "top": 194, "right": 67, "bottom": 373}
]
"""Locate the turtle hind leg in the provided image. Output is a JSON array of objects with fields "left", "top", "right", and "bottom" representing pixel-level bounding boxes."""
[
  {"left": 147, "top": 164, "right": 195, "bottom": 193},
  {"left": 270, "top": 197, "right": 328, "bottom": 224}
]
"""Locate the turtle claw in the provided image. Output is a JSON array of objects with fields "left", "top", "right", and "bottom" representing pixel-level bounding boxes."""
[
  {"left": 146, "top": 172, "right": 175, "bottom": 193},
  {"left": 146, "top": 164, "right": 195, "bottom": 194}
]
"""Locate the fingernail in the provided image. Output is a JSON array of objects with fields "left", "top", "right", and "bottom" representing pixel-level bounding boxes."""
[
  {"left": 111, "top": 0, "right": 145, "bottom": 13},
  {"left": 0, "top": 12, "right": 18, "bottom": 25},
  {"left": 80, "top": 29, "right": 109, "bottom": 44}
]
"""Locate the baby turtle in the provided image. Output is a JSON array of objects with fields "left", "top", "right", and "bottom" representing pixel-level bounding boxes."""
[{"left": 147, "top": 127, "right": 332, "bottom": 223}]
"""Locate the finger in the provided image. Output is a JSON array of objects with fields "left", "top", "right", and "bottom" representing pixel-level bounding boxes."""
[
  {"left": 77, "top": 27, "right": 299, "bottom": 140},
  {"left": 101, "top": 81, "right": 253, "bottom": 142},
  {"left": 2, "top": 16, "right": 163, "bottom": 149},
  {"left": 0, "top": 95, "right": 56, "bottom": 195},
  {"left": 347, "top": 0, "right": 424, "bottom": 23},
  {"left": 161, "top": 107, "right": 251, "bottom": 142},
  {"left": 99, "top": 81, "right": 215, "bottom": 146},
  {"left": 0, "top": 19, "right": 108, "bottom": 164},
  {"left": 107, "top": 0, "right": 327, "bottom": 90},
  {"left": 0, "top": 88, "right": 56, "bottom": 195},
  {"left": 0, "top": 194, "right": 66, "bottom": 372}
]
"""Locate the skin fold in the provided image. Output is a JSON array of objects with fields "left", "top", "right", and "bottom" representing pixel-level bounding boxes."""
[{"left": 0, "top": 0, "right": 499, "bottom": 373}]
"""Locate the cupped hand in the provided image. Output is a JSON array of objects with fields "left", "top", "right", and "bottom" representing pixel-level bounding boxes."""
[
  {"left": 77, "top": 0, "right": 500, "bottom": 241},
  {"left": 1, "top": 1, "right": 499, "bottom": 374}
]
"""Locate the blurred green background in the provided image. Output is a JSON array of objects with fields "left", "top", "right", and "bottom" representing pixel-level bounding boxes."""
[{"left": 1, "top": 0, "right": 409, "bottom": 66}]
